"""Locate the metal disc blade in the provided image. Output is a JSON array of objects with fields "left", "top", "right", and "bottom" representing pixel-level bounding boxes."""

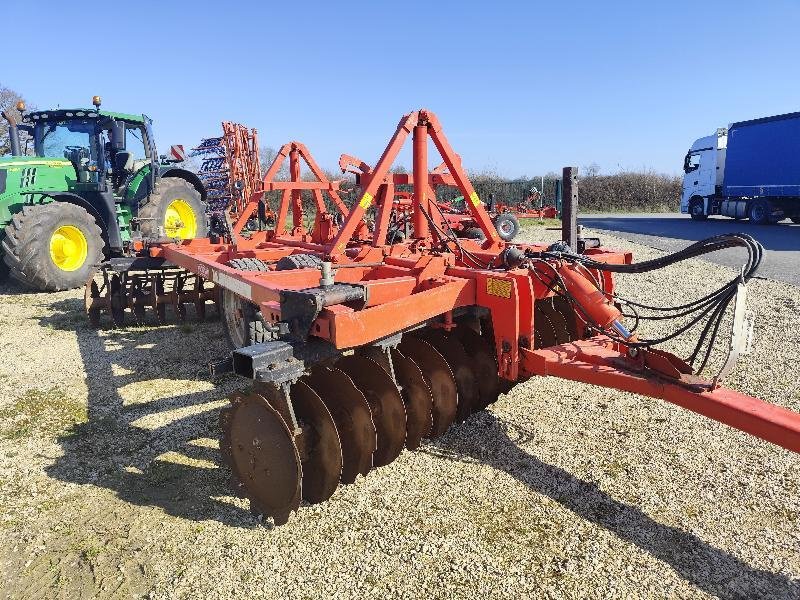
[
  {"left": 355, "top": 345, "right": 392, "bottom": 375},
  {"left": 336, "top": 355, "right": 406, "bottom": 468},
  {"left": 220, "top": 391, "right": 301, "bottom": 525},
  {"left": 454, "top": 326, "right": 500, "bottom": 410},
  {"left": 552, "top": 296, "right": 579, "bottom": 341},
  {"left": 534, "top": 300, "right": 559, "bottom": 348},
  {"left": 398, "top": 336, "right": 457, "bottom": 439},
  {"left": 539, "top": 298, "right": 572, "bottom": 344},
  {"left": 291, "top": 380, "right": 343, "bottom": 504},
  {"left": 419, "top": 329, "right": 479, "bottom": 422},
  {"left": 84, "top": 276, "right": 102, "bottom": 327},
  {"left": 390, "top": 348, "right": 433, "bottom": 450},
  {"left": 304, "top": 367, "right": 376, "bottom": 484}
]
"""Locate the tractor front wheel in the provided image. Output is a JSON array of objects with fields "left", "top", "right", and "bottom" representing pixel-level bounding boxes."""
[
  {"left": 2, "top": 203, "right": 104, "bottom": 291},
  {"left": 138, "top": 178, "right": 208, "bottom": 240}
]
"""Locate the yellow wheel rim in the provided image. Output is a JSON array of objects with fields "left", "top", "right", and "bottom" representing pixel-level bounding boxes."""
[
  {"left": 49, "top": 225, "right": 88, "bottom": 272},
  {"left": 164, "top": 199, "right": 198, "bottom": 239}
]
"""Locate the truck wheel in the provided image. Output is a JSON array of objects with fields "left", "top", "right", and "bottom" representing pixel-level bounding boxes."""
[
  {"left": 138, "top": 178, "right": 208, "bottom": 240},
  {"left": 748, "top": 200, "right": 771, "bottom": 225},
  {"left": 688, "top": 198, "right": 708, "bottom": 221},
  {"left": 1, "top": 203, "right": 104, "bottom": 291},
  {"left": 493, "top": 213, "right": 520, "bottom": 241}
]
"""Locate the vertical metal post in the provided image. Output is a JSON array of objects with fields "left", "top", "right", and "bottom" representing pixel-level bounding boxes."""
[
  {"left": 289, "top": 148, "right": 302, "bottom": 230},
  {"left": 412, "top": 125, "right": 429, "bottom": 239},
  {"left": 561, "top": 166, "right": 578, "bottom": 249}
]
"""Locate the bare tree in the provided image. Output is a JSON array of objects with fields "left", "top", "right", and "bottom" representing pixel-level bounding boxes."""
[
  {"left": 0, "top": 84, "right": 34, "bottom": 155},
  {"left": 260, "top": 145, "right": 289, "bottom": 180},
  {"left": 583, "top": 162, "right": 601, "bottom": 178}
]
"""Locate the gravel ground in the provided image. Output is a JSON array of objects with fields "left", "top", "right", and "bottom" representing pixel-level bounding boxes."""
[{"left": 0, "top": 223, "right": 798, "bottom": 599}]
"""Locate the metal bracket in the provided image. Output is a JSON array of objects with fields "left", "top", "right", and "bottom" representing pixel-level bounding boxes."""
[
  {"left": 280, "top": 283, "right": 366, "bottom": 338},
  {"left": 714, "top": 282, "right": 754, "bottom": 386}
]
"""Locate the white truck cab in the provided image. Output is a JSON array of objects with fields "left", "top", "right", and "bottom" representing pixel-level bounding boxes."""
[{"left": 681, "top": 128, "right": 727, "bottom": 219}]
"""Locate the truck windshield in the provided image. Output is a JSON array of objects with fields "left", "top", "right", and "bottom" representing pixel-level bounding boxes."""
[
  {"left": 34, "top": 120, "right": 99, "bottom": 161},
  {"left": 684, "top": 152, "right": 701, "bottom": 173}
]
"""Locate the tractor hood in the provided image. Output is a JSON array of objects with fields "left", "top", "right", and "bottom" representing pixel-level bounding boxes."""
[{"left": 0, "top": 156, "right": 72, "bottom": 168}]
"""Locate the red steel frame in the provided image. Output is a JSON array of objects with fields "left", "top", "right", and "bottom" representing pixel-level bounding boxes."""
[
  {"left": 149, "top": 109, "right": 800, "bottom": 455},
  {"left": 221, "top": 122, "right": 263, "bottom": 218}
]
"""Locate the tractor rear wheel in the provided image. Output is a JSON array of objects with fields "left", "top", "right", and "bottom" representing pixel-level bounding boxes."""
[
  {"left": 2, "top": 203, "right": 104, "bottom": 291},
  {"left": 493, "top": 213, "right": 520, "bottom": 241},
  {"left": 138, "top": 178, "right": 207, "bottom": 240}
]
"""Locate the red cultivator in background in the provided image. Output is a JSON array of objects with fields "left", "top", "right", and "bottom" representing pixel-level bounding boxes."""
[{"left": 86, "top": 109, "right": 800, "bottom": 525}]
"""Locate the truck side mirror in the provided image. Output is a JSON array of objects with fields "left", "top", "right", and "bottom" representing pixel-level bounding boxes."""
[{"left": 111, "top": 121, "right": 126, "bottom": 151}]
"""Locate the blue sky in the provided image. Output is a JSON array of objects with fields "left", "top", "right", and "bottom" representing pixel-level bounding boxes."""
[{"left": 4, "top": 1, "right": 799, "bottom": 177}]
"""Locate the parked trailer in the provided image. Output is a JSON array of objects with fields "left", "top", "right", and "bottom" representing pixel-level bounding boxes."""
[
  {"left": 682, "top": 111, "right": 800, "bottom": 224},
  {"left": 87, "top": 109, "right": 800, "bottom": 526}
]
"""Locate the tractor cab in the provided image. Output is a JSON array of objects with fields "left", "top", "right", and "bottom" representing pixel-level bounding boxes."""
[{"left": 22, "top": 102, "right": 158, "bottom": 202}]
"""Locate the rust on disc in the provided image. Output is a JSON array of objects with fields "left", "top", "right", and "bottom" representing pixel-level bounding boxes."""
[
  {"left": 419, "top": 329, "right": 479, "bottom": 422},
  {"left": 220, "top": 391, "right": 301, "bottom": 525},
  {"left": 454, "top": 326, "right": 500, "bottom": 410},
  {"left": 304, "top": 367, "right": 376, "bottom": 484},
  {"left": 336, "top": 355, "right": 406, "bottom": 467},
  {"left": 390, "top": 348, "right": 433, "bottom": 450},
  {"left": 538, "top": 298, "right": 572, "bottom": 344},
  {"left": 534, "top": 300, "right": 559, "bottom": 348},
  {"left": 84, "top": 276, "right": 102, "bottom": 327},
  {"left": 552, "top": 296, "right": 579, "bottom": 341},
  {"left": 355, "top": 345, "right": 392, "bottom": 374},
  {"left": 398, "top": 335, "right": 457, "bottom": 439},
  {"left": 290, "top": 380, "right": 343, "bottom": 504}
]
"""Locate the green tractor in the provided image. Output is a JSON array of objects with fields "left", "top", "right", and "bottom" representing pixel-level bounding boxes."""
[{"left": 0, "top": 96, "right": 207, "bottom": 291}]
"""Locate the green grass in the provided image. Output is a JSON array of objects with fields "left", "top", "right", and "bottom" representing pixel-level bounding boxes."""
[
  {"left": 0, "top": 387, "right": 87, "bottom": 440},
  {"left": 518, "top": 217, "right": 562, "bottom": 228}
]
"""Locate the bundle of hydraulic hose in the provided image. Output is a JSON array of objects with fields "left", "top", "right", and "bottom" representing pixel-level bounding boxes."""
[{"left": 526, "top": 233, "right": 764, "bottom": 373}]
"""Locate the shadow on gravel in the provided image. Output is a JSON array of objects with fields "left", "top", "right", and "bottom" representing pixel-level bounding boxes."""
[
  {"left": 40, "top": 297, "right": 254, "bottom": 528},
  {"left": 427, "top": 412, "right": 799, "bottom": 600}
]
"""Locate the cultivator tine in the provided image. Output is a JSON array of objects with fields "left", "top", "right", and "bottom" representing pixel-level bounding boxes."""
[
  {"left": 398, "top": 336, "right": 457, "bottom": 438},
  {"left": 454, "top": 326, "right": 500, "bottom": 409},
  {"left": 417, "top": 329, "right": 479, "bottom": 422},
  {"left": 336, "top": 355, "right": 407, "bottom": 468},
  {"left": 389, "top": 348, "right": 434, "bottom": 450},
  {"left": 303, "top": 367, "right": 376, "bottom": 484},
  {"left": 290, "top": 380, "right": 343, "bottom": 504},
  {"left": 219, "top": 389, "right": 302, "bottom": 525}
]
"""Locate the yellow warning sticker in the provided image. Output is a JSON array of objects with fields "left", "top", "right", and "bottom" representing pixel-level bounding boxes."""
[
  {"left": 469, "top": 191, "right": 481, "bottom": 206},
  {"left": 486, "top": 277, "right": 512, "bottom": 298},
  {"left": 359, "top": 192, "right": 373, "bottom": 209}
]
